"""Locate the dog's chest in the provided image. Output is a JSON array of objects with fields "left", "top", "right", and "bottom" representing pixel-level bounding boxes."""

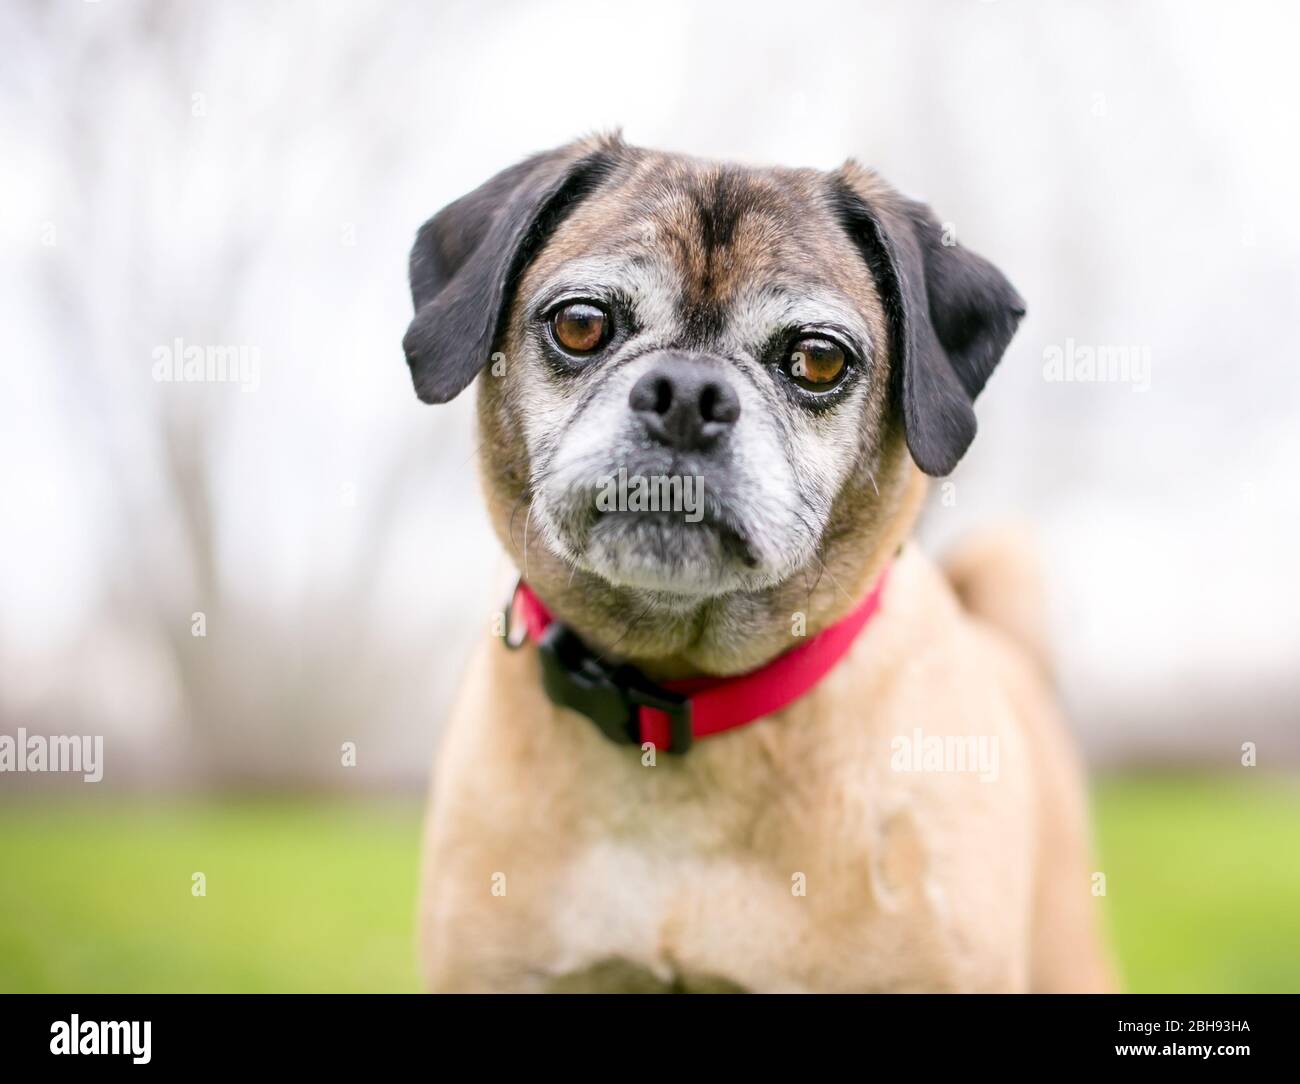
[
  {"left": 423, "top": 622, "right": 1035, "bottom": 992},
  {"left": 542, "top": 840, "right": 766, "bottom": 992},
  {"left": 532, "top": 775, "right": 983, "bottom": 993}
]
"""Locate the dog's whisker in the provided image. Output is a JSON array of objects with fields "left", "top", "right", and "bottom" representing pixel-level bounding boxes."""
[
  {"left": 459, "top": 435, "right": 486, "bottom": 468},
  {"left": 798, "top": 557, "right": 814, "bottom": 609},
  {"left": 787, "top": 503, "right": 838, "bottom": 607},
  {"left": 594, "top": 595, "right": 657, "bottom": 664},
  {"left": 522, "top": 502, "right": 533, "bottom": 580},
  {"left": 809, "top": 561, "right": 826, "bottom": 602},
  {"left": 507, "top": 491, "right": 528, "bottom": 558},
  {"left": 806, "top": 545, "right": 854, "bottom": 605}
]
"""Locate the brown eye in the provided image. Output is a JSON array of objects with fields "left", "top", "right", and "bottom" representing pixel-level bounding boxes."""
[
  {"left": 786, "top": 337, "right": 847, "bottom": 390},
  {"left": 551, "top": 302, "right": 609, "bottom": 354}
]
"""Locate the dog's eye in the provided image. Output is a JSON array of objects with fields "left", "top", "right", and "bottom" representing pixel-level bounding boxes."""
[
  {"left": 551, "top": 302, "right": 610, "bottom": 355},
  {"left": 785, "top": 337, "right": 847, "bottom": 391}
]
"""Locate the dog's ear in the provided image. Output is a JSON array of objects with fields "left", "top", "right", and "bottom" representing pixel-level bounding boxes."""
[
  {"left": 830, "top": 166, "right": 1026, "bottom": 476},
  {"left": 402, "top": 139, "right": 620, "bottom": 404}
]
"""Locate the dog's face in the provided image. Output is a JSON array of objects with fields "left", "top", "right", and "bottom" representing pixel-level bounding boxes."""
[
  {"left": 500, "top": 158, "right": 897, "bottom": 597},
  {"left": 403, "top": 137, "right": 1023, "bottom": 659}
]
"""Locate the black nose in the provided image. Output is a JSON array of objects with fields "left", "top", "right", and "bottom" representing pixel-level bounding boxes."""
[{"left": 628, "top": 357, "right": 741, "bottom": 451}]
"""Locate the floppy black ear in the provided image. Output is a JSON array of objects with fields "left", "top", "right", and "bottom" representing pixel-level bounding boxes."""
[
  {"left": 831, "top": 171, "right": 1026, "bottom": 476},
  {"left": 402, "top": 140, "right": 619, "bottom": 404}
]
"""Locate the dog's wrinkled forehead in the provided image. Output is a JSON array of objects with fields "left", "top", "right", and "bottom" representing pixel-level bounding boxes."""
[{"left": 520, "top": 155, "right": 884, "bottom": 351}]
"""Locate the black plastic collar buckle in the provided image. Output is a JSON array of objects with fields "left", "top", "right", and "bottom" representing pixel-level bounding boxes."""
[{"left": 537, "top": 621, "right": 694, "bottom": 754}]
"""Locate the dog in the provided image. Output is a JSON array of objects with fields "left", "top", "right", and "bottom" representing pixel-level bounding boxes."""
[{"left": 403, "top": 134, "right": 1112, "bottom": 992}]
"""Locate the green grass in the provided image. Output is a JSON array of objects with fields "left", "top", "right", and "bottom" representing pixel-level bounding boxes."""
[
  {"left": 1, "top": 776, "right": 1297, "bottom": 992},
  {"left": 1093, "top": 775, "right": 1300, "bottom": 993},
  {"left": 0, "top": 799, "right": 423, "bottom": 992}
]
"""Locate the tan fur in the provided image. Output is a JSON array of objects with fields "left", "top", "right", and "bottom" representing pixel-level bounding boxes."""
[
  {"left": 417, "top": 145, "right": 1112, "bottom": 992},
  {"left": 420, "top": 498, "right": 1112, "bottom": 992}
]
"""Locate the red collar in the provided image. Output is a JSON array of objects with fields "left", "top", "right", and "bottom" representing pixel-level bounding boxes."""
[{"left": 509, "top": 567, "right": 890, "bottom": 754}]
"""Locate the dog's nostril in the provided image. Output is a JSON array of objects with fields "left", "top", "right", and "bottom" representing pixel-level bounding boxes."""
[
  {"left": 629, "top": 373, "right": 676, "bottom": 416},
  {"left": 699, "top": 383, "right": 718, "bottom": 421},
  {"left": 699, "top": 381, "right": 739, "bottom": 425},
  {"left": 653, "top": 377, "right": 673, "bottom": 416}
]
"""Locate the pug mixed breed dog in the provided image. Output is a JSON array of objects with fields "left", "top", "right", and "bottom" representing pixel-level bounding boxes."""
[{"left": 403, "top": 134, "right": 1112, "bottom": 993}]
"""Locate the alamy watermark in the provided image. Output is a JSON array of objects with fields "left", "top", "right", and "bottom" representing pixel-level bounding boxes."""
[
  {"left": 890, "top": 727, "right": 999, "bottom": 783},
  {"left": 0, "top": 729, "right": 103, "bottom": 782},
  {"left": 1042, "top": 338, "right": 1151, "bottom": 392},
  {"left": 152, "top": 337, "right": 261, "bottom": 392},
  {"left": 595, "top": 467, "right": 704, "bottom": 523},
  {"left": 50, "top": 1015, "right": 150, "bottom": 1064}
]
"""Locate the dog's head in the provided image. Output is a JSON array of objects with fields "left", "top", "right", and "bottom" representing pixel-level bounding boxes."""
[{"left": 403, "top": 136, "right": 1023, "bottom": 665}]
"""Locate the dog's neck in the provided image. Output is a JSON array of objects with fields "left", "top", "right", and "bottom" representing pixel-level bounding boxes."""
[{"left": 496, "top": 469, "right": 929, "bottom": 680}]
